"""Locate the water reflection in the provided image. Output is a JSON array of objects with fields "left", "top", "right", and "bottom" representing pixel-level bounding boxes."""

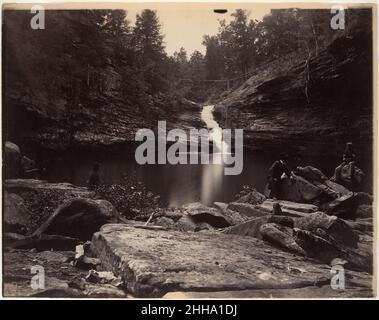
[
  {"left": 199, "top": 105, "right": 228, "bottom": 205},
  {"left": 46, "top": 104, "right": 351, "bottom": 206}
]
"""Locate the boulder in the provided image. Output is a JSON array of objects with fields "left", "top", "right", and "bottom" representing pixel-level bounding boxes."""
[
  {"left": 235, "top": 188, "right": 266, "bottom": 205},
  {"left": 214, "top": 201, "right": 249, "bottom": 225},
  {"left": 279, "top": 174, "right": 322, "bottom": 203},
  {"left": 227, "top": 202, "right": 268, "bottom": 218},
  {"left": 258, "top": 199, "right": 318, "bottom": 216},
  {"left": 293, "top": 228, "right": 372, "bottom": 272},
  {"left": 325, "top": 192, "right": 355, "bottom": 210},
  {"left": 355, "top": 204, "right": 372, "bottom": 219},
  {"left": 323, "top": 180, "right": 350, "bottom": 197},
  {"left": 259, "top": 223, "right": 306, "bottom": 256},
  {"left": 4, "top": 179, "right": 94, "bottom": 198},
  {"left": 175, "top": 215, "right": 212, "bottom": 232},
  {"left": 91, "top": 224, "right": 335, "bottom": 297},
  {"left": 268, "top": 215, "right": 295, "bottom": 228},
  {"left": 4, "top": 232, "right": 80, "bottom": 251},
  {"left": 3, "top": 191, "right": 31, "bottom": 234},
  {"left": 84, "top": 283, "right": 127, "bottom": 298},
  {"left": 355, "top": 192, "right": 373, "bottom": 205},
  {"left": 213, "top": 202, "right": 228, "bottom": 213},
  {"left": 333, "top": 162, "right": 365, "bottom": 188},
  {"left": 163, "top": 208, "right": 186, "bottom": 222},
  {"left": 4, "top": 141, "right": 22, "bottom": 178},
  {"left": 3, "top": 249, "right": 82, "bottom": 297},
  {"left": 162, "top": 284, "right": 373, "bottom": 298},
  {"left": 272, "top": 202, "right": 283, "bottom": 215},
  {"left": 182, "top": 202, "right": 231, "bottom": 228},
  {"left": 221, "top": 209, "right": 250, "bottom": 225},
  {"left": 33, "top": 198, "right": 118, "bottom": 240},
  {"left": 29, "top": 277, "right": 127, "bottom": 298},
  {"left": 153, "top": 216, "right": 176, "bottom": 229},
  {"left": 279, "top": 170, "right": 350, "bottom": 204},
  {"left": 222, "top": 216, "right": 271, "bottom": 239},
  {"left": 295, "top": 166, "right": 328, "bottom": 182},
  {"left": 345, "top": 219, "right": 373, "bottom": 233},
  {"left": 21, "top": 156, "right": 36, "bottom": 172},
  {"left": 294, "top": 212, "right": 359, "bottom": 247},
  {"left": 322, "top": 192, "right": 356, "bottom": 217},
  {"left": 28, "top": 277, "right": 79, "bottom": 297},
  {"left": 85, "top": 270, "right": 120, "bottom": 285},
  {"left": 222, "top": 215, "right": 295, "bottom": 239},
  {"left": 294, "top": 164, "right": 358, "bottom": 196}
]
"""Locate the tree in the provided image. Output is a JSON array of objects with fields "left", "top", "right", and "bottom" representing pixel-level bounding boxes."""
[
  {"left": 219, "top": 10, "right": 261, "bottom": 77},
  {"left": 202, "top": 35, "right": 224, "bottom": 80},
  {"left": 133, "top": 9, "right": 166, "bottom": 93},
  {"left": 188, "top": 50, "right": 205, "bottom": 78}
]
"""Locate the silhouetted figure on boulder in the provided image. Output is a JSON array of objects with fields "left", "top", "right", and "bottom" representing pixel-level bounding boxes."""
[
  {"left": 266, "top": 153, "right": 292, "bottom": 199},
  {"left": 88, "top": 162, "right": 101, "bottom": 190},
  {"left": 334, "top": 142, "right": 362, "bottom": 190}
]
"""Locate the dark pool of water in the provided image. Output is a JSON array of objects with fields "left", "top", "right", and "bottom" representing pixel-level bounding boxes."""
[{"left": 43, "top": 147, "right": 371, "bottom": 207}]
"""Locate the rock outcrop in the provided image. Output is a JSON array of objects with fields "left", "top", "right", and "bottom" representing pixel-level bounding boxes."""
[
  {"left": 182, "top": 202, "right": 232, "bottom": 228},
  {"left": 227, "top": 202, "right": 268, "bottom": 217},
  {"left": 4, "top": 191, "right": 32, "bottom": 234},
  {"left": 33, "top": 198, "right": 118, "bottom": 240},
  {"left": 294, "top": 212, "right": 359, "bottom": 247},
  {"left": 4, "top": 179, "right": 93, "bottom": 198},
  {"left": 215, "top": 33, "right": 373, "bottom": 159},
  {"left": 92, "top": 224, "right": 343, "bottom": 298},
  {"left": 4, "top": 141, "right": 22, "bottom": 178}
]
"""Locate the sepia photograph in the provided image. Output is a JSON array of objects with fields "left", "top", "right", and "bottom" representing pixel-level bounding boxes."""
[{"left": 1, "top": 1, "right": 377, "bottom": 300}]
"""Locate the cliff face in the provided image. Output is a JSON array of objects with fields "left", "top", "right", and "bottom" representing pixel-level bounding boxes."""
[{"left": 215, "top": 32, "right": 373, "bottom": 159}]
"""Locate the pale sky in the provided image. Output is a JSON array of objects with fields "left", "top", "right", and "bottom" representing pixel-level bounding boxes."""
[
  {"left": 124, "top": 3, "right": 271, "bottom": 55},
  {"left": 6, "top": 2, "right": 371, "bottom": 56}
]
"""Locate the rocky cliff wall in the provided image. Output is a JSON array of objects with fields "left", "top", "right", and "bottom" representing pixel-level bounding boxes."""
[{"left": 215, "top": 32, "right": 373, "bottom": 160}]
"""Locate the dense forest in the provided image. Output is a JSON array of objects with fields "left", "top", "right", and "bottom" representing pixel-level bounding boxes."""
[
  {"left": 3, "top": 8, "right": 375, "bottom": 299},
  {"left": 3, "top": 8, "right": 372, "bottom": 150},
  {"left": 174, "top": 8, "right": 371, "bottom": 100}
]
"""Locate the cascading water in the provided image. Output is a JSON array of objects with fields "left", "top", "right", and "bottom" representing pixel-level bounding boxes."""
[{"left": 199, "top": 105, "right": 229, "bottom": 205}]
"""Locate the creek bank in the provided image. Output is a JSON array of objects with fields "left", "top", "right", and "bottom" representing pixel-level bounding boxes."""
[
  {"left": 3, "top": 161, "right": 373, "bottom": 297},
  {"left": 6, "top": 97, "right": 202, "bottom": 152},
  {"left": 3, "top": 144, "right": 373, "bottom": 298}
]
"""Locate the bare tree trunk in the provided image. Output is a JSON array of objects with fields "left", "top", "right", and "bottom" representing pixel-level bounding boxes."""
[
  {"left": 304, "top": 47, "right": 311, "bottom": 104},
  {"left": 310, "top": 20, "right": 319, "bottom": 56}
]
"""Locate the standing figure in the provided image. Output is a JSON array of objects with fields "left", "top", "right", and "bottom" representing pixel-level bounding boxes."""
[
  {"left": 267, "top": 153, "right": 291, "bottom": 199},
  {"left": 334, "top": 142, "right": 357, "bottom": 189},
  {"left": 342, "top": 142, "right": 356, "bottom": 164}
]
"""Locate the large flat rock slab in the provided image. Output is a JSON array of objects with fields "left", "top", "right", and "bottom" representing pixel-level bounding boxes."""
[
  {"left": 260, "top": 199, "right": 318, "bottom": 213},
  {"left": 92, "top": 224, "right": 338, "bottom": 297}
]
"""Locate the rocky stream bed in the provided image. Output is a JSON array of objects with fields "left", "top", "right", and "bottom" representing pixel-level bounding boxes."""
[{"left": 3, "top": 166, "right": 374, "bottom": 298}]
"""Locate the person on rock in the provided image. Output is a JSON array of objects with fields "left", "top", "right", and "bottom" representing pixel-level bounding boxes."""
[
  {"left": 267, "top": 153, "right": 292, "bottom": 199},
  {"left": 334, "top": 142, "right": 357, "bottom": 189},
  {"left": 88, "top": 162, "right": 101, "bottom": 190}
]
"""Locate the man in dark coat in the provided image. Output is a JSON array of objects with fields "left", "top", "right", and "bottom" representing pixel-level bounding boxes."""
[{"left": 267, "top": 153, "right": 291, "bottom": 199}]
